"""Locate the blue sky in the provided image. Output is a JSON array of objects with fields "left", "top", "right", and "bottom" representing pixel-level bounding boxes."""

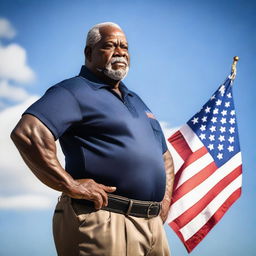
[{"left": 0, "top": 0, "right": 255, "bottom": 255}]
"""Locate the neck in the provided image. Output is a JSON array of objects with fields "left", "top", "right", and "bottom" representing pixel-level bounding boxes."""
[{"left": 86, "top": 64, "right": 121, "bottom": 89}]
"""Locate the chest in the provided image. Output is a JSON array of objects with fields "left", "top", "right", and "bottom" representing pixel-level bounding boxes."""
[{"left": 72, "top": 88, "right": 154, "bottom": 136}]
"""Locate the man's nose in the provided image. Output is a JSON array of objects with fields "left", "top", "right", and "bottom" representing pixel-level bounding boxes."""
[{"left": 113, "top": 47, "right": 127, "bottom": 57}]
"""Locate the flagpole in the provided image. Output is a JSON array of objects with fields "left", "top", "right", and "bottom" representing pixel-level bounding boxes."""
[{"left": 231, "top": 56, "right": 239, "bottom": 80}]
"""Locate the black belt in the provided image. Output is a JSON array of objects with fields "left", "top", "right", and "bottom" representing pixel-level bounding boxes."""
[{"left": 72, "top": 194, "right": 161, "bottom": 218}]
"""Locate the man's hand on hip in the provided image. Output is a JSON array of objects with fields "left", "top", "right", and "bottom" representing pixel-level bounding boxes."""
[{"left": 67, "top": 179, "right": 116, "bottom": 210}]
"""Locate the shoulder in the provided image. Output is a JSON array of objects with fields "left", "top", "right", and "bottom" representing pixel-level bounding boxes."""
[
  {"left": 53, "top": 76, "right": 90, "bottom": 92},
  {"left": 44, "top": 76, "right": 93, "bottom": 98}
]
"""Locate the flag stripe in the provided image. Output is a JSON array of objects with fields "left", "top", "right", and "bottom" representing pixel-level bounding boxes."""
[
  {"left": 175, "top": 150, "right": 213, "bottom": 189},
  {"left": 169, "top": 165, "right": 241, "bottom": 228},
  {"left": 184, "top": 187, "right": 241, "bottom": 252},
  {"left": 170, "top": 145, "right": 208, "bottom": 191},
  {"left": 168, "top": 152, "right": 241, "bottom": 222},
  {"left": 172, "top": 161, "right": 217, "bottom": 203},
  {"left": 179, "top": 170, "right": 242, "bottom": 240},
  {"left": 167, "top": 142, "right": 184, "bottom": 174},
  {"left": 168, "top": 130, "right": 192, "bottom": 161},
  {"left": 180, "top": 124, "right": 203, "bottom": 152}
]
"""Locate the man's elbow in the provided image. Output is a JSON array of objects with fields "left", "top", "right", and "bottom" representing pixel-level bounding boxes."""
[{"left": 10, "top": 125, "right": 31, "bottom": 149}]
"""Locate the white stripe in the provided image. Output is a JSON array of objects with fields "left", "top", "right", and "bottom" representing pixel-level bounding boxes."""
[
  {"left": 176, "top": 152, "right": 214, "bottom": 189},
  {"left": 180, "top": 174, "right": 242, "bottom": 241},
  {"left": 167, "top": 152, "right": 242, "bottom": 222},
  {"left": 180, "top": 124, "right": 203, "bottom": 152},
  {"left": 167, "top": 142, "right": 184, "bottom": 174}
]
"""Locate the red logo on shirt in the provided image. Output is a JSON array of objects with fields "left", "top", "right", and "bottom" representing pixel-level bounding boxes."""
[{"left": 145, "top": 110, "right": 156, "bottom": 119}]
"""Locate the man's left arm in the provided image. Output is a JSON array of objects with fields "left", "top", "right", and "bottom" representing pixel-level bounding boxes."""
[{"left": 160, "top": 150, "right": 175, "bottom": 223}]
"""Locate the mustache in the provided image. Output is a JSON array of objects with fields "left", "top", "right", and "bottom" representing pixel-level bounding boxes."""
[{"left": 110, "top": 57, "right": 128, "bottom": 65}]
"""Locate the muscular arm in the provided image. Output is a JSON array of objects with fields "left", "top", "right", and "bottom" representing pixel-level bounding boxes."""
[
  {"left": 10, "top": 114, "right": 116, "bottom": 209},
  {"left": 160, "top": 150, "right": 175, "bottom": 223}
]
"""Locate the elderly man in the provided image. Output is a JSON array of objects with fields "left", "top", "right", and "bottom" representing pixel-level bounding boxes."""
[{"left": 11, "top": 22, "right": 174, "bottom": 256}]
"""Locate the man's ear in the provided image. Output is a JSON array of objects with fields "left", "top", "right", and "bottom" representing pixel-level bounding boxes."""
[{"left": 84, "top": 46, "right": 92, "bottom": 62}]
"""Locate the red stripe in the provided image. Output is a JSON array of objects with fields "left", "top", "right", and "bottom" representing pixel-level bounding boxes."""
[
  {"left": 184, "top": 187, "right": 241, "bottom": 252},
  {"left": 168, "top": 130, "right": 192, "bottom": 161},
  {"left": 172, "top": 161, "right": 217, "bottom": 203},
  {"left": 172, "top": 146, "right": 208, "bottom": 192},
  {"left": 170, "top": 165, "right": 242, "bottom": 229}
]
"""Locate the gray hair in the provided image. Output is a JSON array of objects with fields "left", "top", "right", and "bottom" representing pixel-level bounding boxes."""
[{"left": 86, "top": 22, "right": 122, "bottom": 47}]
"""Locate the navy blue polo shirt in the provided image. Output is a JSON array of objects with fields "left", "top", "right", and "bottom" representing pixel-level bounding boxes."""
[{"left": 23, "top": 66, "right": 168, "bottom": 202}]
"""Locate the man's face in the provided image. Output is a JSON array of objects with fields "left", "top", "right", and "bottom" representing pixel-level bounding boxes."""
[{"left": 87, "top": 26, "right": 130, "bottom": 80}]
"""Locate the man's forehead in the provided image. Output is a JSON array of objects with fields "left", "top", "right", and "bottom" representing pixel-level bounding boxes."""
[{"left": 99, "top": 26, "right": 127, "bottom": 42}]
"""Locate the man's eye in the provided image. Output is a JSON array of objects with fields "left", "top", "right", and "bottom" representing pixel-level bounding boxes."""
[{"left": 103, "top": 44, "right": 113, "bottom": 49}]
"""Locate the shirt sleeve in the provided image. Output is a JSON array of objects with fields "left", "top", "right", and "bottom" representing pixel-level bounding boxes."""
[
  {"left": 159, "top": 126, "right": 168, "bottom": 154},
  {"left": 149, "top": 118, "right": 168, "bottom": 154},
  {"left": 22, "top": 85, "right": 82, "bottom": 140}
]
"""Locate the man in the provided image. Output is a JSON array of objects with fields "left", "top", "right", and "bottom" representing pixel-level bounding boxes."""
[{"left": 11, "top": 22, "right": 174, "bottom": 256}]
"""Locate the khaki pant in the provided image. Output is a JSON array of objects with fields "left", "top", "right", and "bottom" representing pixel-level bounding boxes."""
[{"left": 53, "top": 194, "right": 170, "bottom": 256}]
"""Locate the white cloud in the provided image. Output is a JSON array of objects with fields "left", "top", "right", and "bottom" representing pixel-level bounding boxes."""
[
  {"left": 0, "top": 18, "right": 16, "bottom": 39},
  {"left": 0, "top": 43, "right": 35, "bottom": 83},
  {"left": 0, "top": 98, "right": 63, "bottom": 209},
  {"left": 0, "top": 18, "right": 36, "bottom": 109},
  {"left": 0, "top": 80, "right": 31, "bottom": 102},
  {"left": 0, "top": 195, "right": 53, "bottom": 210}
]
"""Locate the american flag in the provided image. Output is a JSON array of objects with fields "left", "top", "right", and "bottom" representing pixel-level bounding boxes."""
[{"left": 166, "top": 74, "right": 242, "bottom": 252}]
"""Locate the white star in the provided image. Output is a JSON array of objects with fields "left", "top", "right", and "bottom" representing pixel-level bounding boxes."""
[
  {"left": 228, "top": 136, "right": 234, "bottom": 143},
  {"left": 221, "top": 110, "right": 227, "bottom": 116},
  {"left": 219, "top": 85, "right": 225, "bottom": 96},
  {"left": 229, "top": 127, "right": 235, "bottom": 134},
  {"left": 199, "top": 133, "right": 206, "bottom": 140},
  {"left": 229, "top": 118, "right": 236, "bottom": 125},
  {"left": 205, "top": 106, "right": 211, "bottom": 113},
  {"left": 218, "top": 135, "right": 225, "bottom": 142},
  {"left": 216, "top": 99, "right": 222, "bottom": 106},
  {"left": 208, "top": 144, "right": 214, "bottom": 151},
  {"left": 191, "top": 117, "right": 199, "bottom": 124},
  {"left": 209, "top": 125, "right": 216, "bottom": 132},
  {"left": 220, "top": 117, "right": 227, "bottom": 124},
  {"left": 201, "top": 116, "right": 207, "bottom": 122},
  {"left": 227, "top": 92, "right": 232, "bottom": 98},
  {"left": 228, "top": 146, "right": 234, "bottom": 152},
  {"left": 217, "top": 153, "right": 223, "bottom": 160},
  {"left": 213, "top": 108, "right": 219, "bottom": 114},
  {"left": 230, "top": 110, "right": 235, "bottom": 116},
  {"left": 211, "top": 95, "right": 216, "bottom": 100},
  {"left": 200, "top": 125, "right": 206, "bottom": 131},
  {"left": 209, "top": 134, "right": 215, "bottom": 141},
  {"left": 218, "top": 144, "right": 224, "bottom": 151},
  {"left": 225, "top": 102, "right": 230, "bottom": 108},
  {"left": 211, "top": 117, "right": 217, "bottom": 123},
  {"left": 220, "top": 126, "right": 226, "bottom": 133}
]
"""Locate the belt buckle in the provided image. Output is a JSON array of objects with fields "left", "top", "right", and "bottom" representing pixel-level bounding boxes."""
[
  {"left": 147, "top": 203, "right": 157, "bottom": 218},
  {"left": 126, "top": 200, "right": 134, "bottom": 216}
]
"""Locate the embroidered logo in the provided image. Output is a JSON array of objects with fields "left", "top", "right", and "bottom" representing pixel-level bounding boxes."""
[{"left": 145, "top": 110, "right": 156, "bottom": 119}]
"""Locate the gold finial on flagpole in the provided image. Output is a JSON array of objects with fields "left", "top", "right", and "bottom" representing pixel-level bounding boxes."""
[{"left": 231, "top": 56, "right": 239, "bottom": 80}]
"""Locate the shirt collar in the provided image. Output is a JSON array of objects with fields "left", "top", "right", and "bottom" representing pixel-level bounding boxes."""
[{"left": 78, "top": 65, "right": 133, "bottom": 97}]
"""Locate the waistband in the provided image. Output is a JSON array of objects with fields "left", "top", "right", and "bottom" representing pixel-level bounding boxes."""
[{"left": 71, "top": 193, "right": 162, "bottom": 219}]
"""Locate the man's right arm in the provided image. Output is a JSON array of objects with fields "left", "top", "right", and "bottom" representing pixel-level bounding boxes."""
[{"left": 10, "top": 114, "right": 116, "bottom": 209}]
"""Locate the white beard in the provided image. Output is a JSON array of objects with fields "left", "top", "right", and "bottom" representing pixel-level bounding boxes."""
[{"left": 103, "top": 57, "right": 129, "bottom": 81}]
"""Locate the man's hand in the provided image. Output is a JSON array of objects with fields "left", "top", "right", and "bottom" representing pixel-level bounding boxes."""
[
  {"left": 160, "top": 198, "right": 171, "bottom": 224},
  {"left": 68, "top": 179, "right": 116, "bottom": 210}
]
